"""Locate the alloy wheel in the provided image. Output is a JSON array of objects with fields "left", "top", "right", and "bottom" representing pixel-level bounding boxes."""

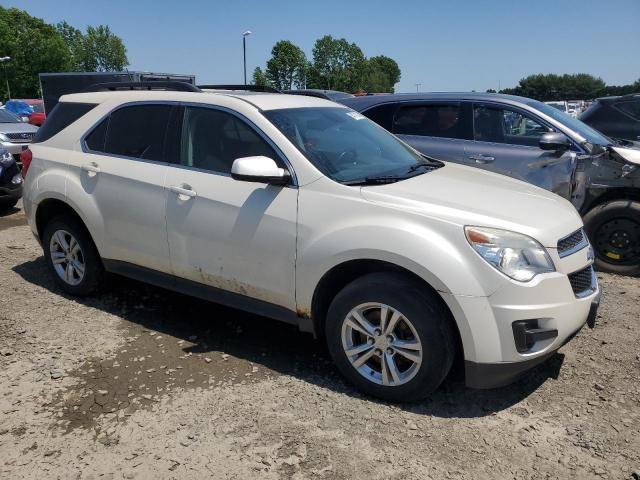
[
  {"left": 341, "top": 302, "right": 423, "bottom": 387},
  {"left": 49, "top": 229, "right": 85, "bottom": 286}
]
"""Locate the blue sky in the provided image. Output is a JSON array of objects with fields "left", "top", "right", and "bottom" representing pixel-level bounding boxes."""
[{"left": 3, "top": 0, "right": 639, "bottom": 92}]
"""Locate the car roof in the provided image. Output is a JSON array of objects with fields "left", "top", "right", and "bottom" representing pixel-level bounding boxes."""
[
  {"left": 58, "top": 90, "right": 342, "bottom": 111},
  {"left": 595, "top": 93, "right": 640, "bottom": 104},
  {"left": 339, "top": 91, "right": 537, "bottom": 110}
]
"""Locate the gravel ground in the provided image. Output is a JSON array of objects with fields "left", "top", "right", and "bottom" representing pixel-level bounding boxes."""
[{"left": 1, "top": 203, "right": 639, "bottom": 480}]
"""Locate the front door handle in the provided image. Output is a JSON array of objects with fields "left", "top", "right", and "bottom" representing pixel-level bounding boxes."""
[
  {"left": 468, "top": 154, "right": 495, "bottom": 164},
  {"left": 168, "top": 184, "right": 197, "bottom": 199},
  {"left": 81, "top": 162, "right": 101, "bottom": 174}
]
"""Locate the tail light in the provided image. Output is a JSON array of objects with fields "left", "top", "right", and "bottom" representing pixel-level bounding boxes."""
[{"left": 20, "top": 148, "right": 33, "bottom": 177}]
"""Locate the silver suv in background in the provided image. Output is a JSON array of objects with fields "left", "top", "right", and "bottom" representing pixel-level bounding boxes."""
[{"left": 340, "top": 93, "right": 640, "bottom": 275}]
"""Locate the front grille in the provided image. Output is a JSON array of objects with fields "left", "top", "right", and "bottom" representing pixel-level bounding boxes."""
[
  {"left": 4, "top": 132, "right": 35, "bottom": 142},
  {"left": 557, "top": 229, "right": 587, "bottom": 257},
  {"left": 568, "top": 266, "right": 595, "bottom": 297}
]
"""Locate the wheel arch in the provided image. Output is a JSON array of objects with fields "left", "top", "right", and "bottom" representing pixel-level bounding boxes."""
[
  {"left": 582, "top": 187, "right": 640, "bottom": 214},
  {"left": 309, "top": 259, "right": 465, "bottom": 363}
]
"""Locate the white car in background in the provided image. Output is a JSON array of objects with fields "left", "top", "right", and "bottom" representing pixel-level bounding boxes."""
[{"left": 21, "top": 84, "right": 599, "bottom": 401}]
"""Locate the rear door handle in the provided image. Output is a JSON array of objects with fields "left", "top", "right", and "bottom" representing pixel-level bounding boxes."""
[
  {"left": 168, "top": 184, "right": 197, "bottom": 199},
  {"left": 468, "top": 154, "right": 495, "bottom": 164},
  {"left": 81, "top": 162, "right": 101, "bottom": 174}
]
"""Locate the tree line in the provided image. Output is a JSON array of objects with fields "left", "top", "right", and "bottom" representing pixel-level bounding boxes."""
[
  {"left": 0, "top": 6, "right": 128, "bottom": 100},
  {"left": 253, "top": 36, "right": 401, "bottom": 93},
  {"left": 490, "top": 73, "right": 639, "bottom": 101}
]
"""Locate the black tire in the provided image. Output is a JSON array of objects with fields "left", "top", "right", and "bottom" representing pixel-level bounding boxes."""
[
  {"left": 0, "top": 199, "right": 18, "bottom": 211},
  {"left": 42, "top": 215, "right": 105, "bottom": 296},
  {"left": 583, "top": 200, "right": 640, "bottom": 276},
  {"left": 325, "top": 272, "right": 455, "bottom": 402}
]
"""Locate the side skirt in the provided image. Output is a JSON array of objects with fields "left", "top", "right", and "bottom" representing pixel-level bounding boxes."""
[{"left": 103, "top": 259, "right": 314, "bottom": 333}]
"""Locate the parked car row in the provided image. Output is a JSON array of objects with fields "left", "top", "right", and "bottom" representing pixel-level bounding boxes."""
[{"left": 21, "top": 82, "right": 600, "bottom": 402}]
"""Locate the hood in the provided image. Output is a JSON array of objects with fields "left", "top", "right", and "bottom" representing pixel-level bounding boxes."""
[
  {"left": 360, "top": 163, "right": 583, "bottom": 248},
  {"left": 0, "top": 122, "right": 39, "bottom": 134}
]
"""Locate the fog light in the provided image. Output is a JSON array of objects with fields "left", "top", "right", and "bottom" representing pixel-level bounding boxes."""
[
  {"left": 512, "top": 320, "right": 558, "bottom": 353},
  {"left": 11, "top": 174, "right": 22, "bottom": 185}
]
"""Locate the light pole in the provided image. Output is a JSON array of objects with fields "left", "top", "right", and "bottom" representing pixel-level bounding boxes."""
[
  {"left": 242, "top": 31, "right": 252, "bottom": 85},
  {"left": 0, "top": 56, "right": 10, "bottom": 99}
]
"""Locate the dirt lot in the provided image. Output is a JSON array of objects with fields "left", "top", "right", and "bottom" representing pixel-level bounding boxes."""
[{"left": 1, "top": 204, "right": 639, "bottom": 480}]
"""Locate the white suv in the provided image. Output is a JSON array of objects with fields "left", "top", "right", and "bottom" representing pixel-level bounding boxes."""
[{"left": 21, "top": 85, "right": 600, "bottom": 401}]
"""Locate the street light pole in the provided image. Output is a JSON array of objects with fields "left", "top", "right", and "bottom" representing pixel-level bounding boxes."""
[
  {"left": 0, "top": 57, "right": 11, "bottom": 99},
  {"left": 242, "top": 31, "right": 252, "bottom": 85}
]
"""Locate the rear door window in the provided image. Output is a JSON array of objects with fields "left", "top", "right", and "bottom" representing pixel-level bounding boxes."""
[
  {"left": 98, "top": 104, "right": 174, "bottom": 162},
  {"left": 32, "top": 102, "right": 97, "bottom": 143},
  {"left": 473, "top": 105, "right": 550, "bottom": 147},
  {"left": 393, "top": 103, "right": 471, "bottom": 140}
]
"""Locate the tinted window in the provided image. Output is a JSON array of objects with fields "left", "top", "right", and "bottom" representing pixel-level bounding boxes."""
[
  {"left": 473, "top": 105, "right": 550, "bottom": 147},
  {"left": 615, "top": 100, "right": 640, "bottom": 120},
  {"left": 32, "top": 102, "right": 97, "bottom": 143},
  {"left": 180, "top": 107, "right": 277, "bottom": 174},
  {"left": 362, "top": 103, "right": 397, "bottom": 131},
  {"left": 85, "top": 119, "right": 108, "bottom": 151},
  {"left": 31, "top": 103, "right": 45, "bottom": 113},
  {"left": 104, "top": 105, "right": 173, "bottom": 161},
  {"left": 393, "top": 104, "right": 468, "bottom": 139}
]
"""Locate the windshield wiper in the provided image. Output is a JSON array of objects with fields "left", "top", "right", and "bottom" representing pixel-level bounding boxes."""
[{"left": 343, "top": 175, "right": 406, "bottom": 186}]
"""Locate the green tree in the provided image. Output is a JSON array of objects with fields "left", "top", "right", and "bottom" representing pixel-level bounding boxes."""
[
  {"left": 81, "top": 25, "right": 128, "bottom": 72},
  {"left": 56, "top": 21, "right": 84, "bottom": 70},
  {"left": 309, "top": 35, "right": 366, "bottom": 92},
  {"left": 265, "top": 40, "right": 307, "bottom": 90},
  {"left": 364, "top": 55, "right": 400, "bottom": 92},
  {"left": 501, "top": 73, "right": 606, "bottom": 100},
  {"left": 0, "top": 6, "right": 70, "bottom": 99},
  {"left": 252, "top": 66, "right": 270, "bottom": 87}
]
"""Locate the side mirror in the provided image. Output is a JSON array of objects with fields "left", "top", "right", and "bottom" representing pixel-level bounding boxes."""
[
  {"left": 231, "top": 156, "right": 291, "bottom": 185},
  {"left": 539, "top": 132, "right": 570, "bottom": 151}
]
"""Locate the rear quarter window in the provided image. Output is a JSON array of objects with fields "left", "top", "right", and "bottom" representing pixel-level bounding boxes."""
[{"left": 31, "top": 102, "right": 97, "bottom": 143}]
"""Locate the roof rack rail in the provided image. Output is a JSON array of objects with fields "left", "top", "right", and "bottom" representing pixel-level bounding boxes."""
[
  {"left": 198, "top": 84, "right": 281, "bottom": 93},
  {"left": 85, "top": 81, "right": 201, "bottom": 92}
]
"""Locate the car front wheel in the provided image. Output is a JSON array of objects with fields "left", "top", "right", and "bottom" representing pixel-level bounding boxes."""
[{"left": 325, "top": 272, "right": 455, "bottom": 402}]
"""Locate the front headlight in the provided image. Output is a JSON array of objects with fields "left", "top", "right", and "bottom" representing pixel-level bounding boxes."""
[
  {"left": 0, "top": 133, "right": 8, "bottom": 142},
  {"left": 465, "top": 226, "right": 555, "bottom": 282}
]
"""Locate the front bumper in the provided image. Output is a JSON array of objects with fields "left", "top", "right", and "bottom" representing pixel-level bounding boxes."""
[
  {"left": 440, "top": 255, "right": 600, "bottom": 389},
  {"left": 465, "top": 294, "right": 599, "bottom": 388},
  {"left": 0, "top": 184, "right": 22, "bottom": 202}
]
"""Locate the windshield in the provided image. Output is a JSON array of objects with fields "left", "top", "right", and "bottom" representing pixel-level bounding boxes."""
[
  {"left": 264, "top": 107, "right": 438, "bottom": 184},
  {"left": 31, "top": 103, "right": 44, "bottom": 113},
  {"left": 529, "top": 100, "right": 611, "bottom": 146},
  {"left": 0, "top": 109, "right": 20, "bottom": 123}
]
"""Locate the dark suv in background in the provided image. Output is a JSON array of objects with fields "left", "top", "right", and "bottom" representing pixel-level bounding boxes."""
[
  {"left": 340, "top": 93, "right": 640, "bottom": 275},
  {"left": 580, "top": 94, "right": 640, "bottom": 142}
]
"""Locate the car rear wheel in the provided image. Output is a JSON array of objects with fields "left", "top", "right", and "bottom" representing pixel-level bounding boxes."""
[
  {"left": 584, "top": 200, "right": 640, "bottom": 275},
  {"left": 325, "top": 272, "right": 455, "bottom": 402},
  {"left": 43, "top": 216, "right": 105, "bottom": 296}
]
